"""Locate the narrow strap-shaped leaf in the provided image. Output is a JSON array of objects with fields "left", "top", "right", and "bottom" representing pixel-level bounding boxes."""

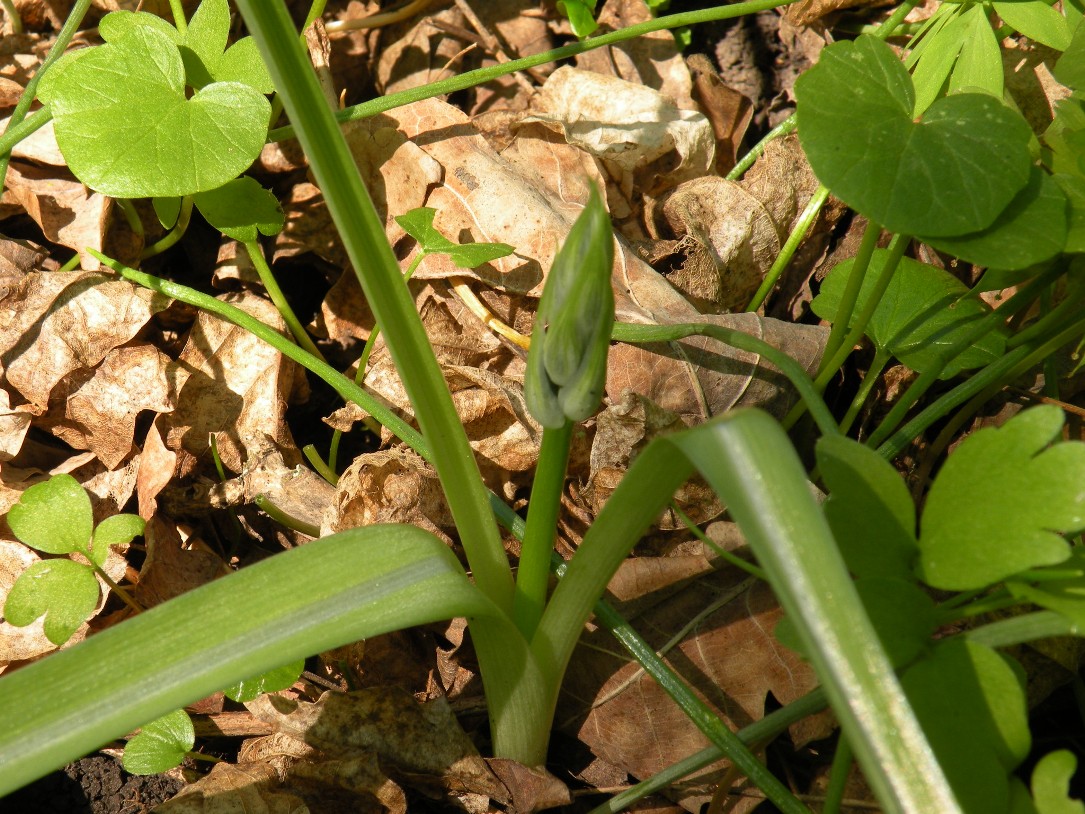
[{"left": 0, "top": 525, "right": 495, "bottom": 796}]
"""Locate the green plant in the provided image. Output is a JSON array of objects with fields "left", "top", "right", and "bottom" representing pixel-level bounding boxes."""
[
  {"left": 2, "top": 0, "right": 1085, "bottom": 812},
  {"left": 3, "top": 474, "right": 144, "bottom": 645}
]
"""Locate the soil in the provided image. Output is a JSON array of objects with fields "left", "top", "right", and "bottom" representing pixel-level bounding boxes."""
[{"left": 3, "top": 756, "right": 185, "bottom": 814}]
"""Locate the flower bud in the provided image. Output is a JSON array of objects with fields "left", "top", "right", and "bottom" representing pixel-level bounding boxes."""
[{"left": 525, "top": 185, "right": 615, "bottom": 428}]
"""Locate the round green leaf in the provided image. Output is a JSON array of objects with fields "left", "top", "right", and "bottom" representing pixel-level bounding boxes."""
[
  {"left": 8, "top": 474, "right": 93, "bottom": 556},
  {"left": 224, "top": 659, "right": 305, "bottom": 702},
  {"left": 919, "top": 167, "right": 1068, "bottom": 270},
  {"left": 38, "top": 26, "right": 270, "bottom": 198},
  {"left": 4, "top": 559, "right": 100, "bottom": 646},
  {"left": 122, "top": 709, "right": 194, "bottom": 775},
  {"left": 795, "top": 34, "right": 1032, "bottom": 236},
  {"left": 919, "top": 406, "right": 1085, "bottom": 590},
  {"left": 90, "top": 514, "right": 145, "bottom": 567},
  {"left": 193, "top": 177, "right": 285, "bottom": 241},
  {"left": 98, "top": 10, "right": 182, "bottom": 45}
]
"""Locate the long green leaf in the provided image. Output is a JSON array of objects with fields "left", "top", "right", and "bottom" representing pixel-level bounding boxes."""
[
  {"left": 538, "top": 409, "right": 961, "bottom": 814},
  {"left": 0, "top": 525, "right": 495, "bottom": 796}
]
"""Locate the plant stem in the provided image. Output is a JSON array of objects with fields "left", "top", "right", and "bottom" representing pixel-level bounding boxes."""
[
  {"left": 514, "top": 420, "right": 573, "bottom": 638},
  {"left": 243, "top": 239, "right": 326, "bottom": 362},
  {"left": 588, "top": 687, "right": 828, "bottom": 814},
  {"left": 838, "top": 348, "right": 891, "bottom": 434},
  {"left": 822, "top": 734, "right": 853, "bottom": 814},
  {"left": 141, "top": 197, "right": 193, "bottom": 259},
  {"left": 267, "top": 0, "right": 798, "bottom": 141},
  {"left": 818, "top": 220, "right": 883, "bottom": 370},
  {"left": 1, "top": 0, "right": 22, "bottom": 33},
  {"left": 726, "top": 117, "right": 797, "bottom": 181},
  {"left": 964, "top": 610, "right": 1081, "bottom": 649},
  {"left": 745, "top": 185, "right": 831, "bottom": 312},
  {"left": 167, "top": 0, "right": 187, "bottom": 33},
  {"left": 238, "top": 0, "right": 512, "bottom": 613}
]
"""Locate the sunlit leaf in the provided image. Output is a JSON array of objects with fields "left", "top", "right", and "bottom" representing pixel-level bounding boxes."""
[
  {"left": 122, "top": 709, "right": 194, "bottom": 775},
  {"left": 3, "top": 559, "right": 100, "bottom": 645},
  {"left": 8, "top": 474, "right": 93, "bottom": 556}
]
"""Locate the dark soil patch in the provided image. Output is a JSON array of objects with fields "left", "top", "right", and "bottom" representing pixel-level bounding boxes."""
[{"left": 4, "top": 756, "right": 185, "bottom": 814}]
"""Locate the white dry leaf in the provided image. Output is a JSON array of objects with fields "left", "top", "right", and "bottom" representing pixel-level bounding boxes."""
[
  {"left": 0, "top": 115, "right": 66, "bottom": 166},
  {"left": 523, "top": 66, "right": 715, "bottom": 186}
]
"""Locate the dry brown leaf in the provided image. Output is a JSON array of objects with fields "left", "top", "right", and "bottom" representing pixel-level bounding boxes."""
[
  {"left": 132, "top": 516, "right": 226, "bottom": 608},
  {"left": 0, "top": 388, "right": 32, "bottom": 462},
  {"left": 524, "top": 66, "right": 714, "bottom": 195},
  {"left": 783, "top": 0, "right": 877, "bottom": 27},
  {"left": 0, "top": 270, "right": 170, "bottom": 410},
  {"left": 658, "top": 176, "right": 780, "bottom": 312},
  {"left": 574, "top": 0, "right": 695, "bottom": 108},
  {"left": 154, "top": 760, "right": 310, "bottom": 814},
  {"left": 246, "top": 688, "right": 508, "bottom": 802},
  {"left": 157, "top": 290, "right": 302, "bottom": 475},
  {"left": 37, "top": 343, "right": 175, "bottom": 469},
  {"left": 0, "top": 235, "right": 49, "bottom": 286},
  {"left": 323, "top": 448, "right": 454, "bottom": 540},
  {"left": 0, "top": 161, "right": 111, "bottom": 268},
  {"left": 738, "top": 134, "right": 823, "bottom": 240},
  {"left": 0, "top": 113, "right": 64, "bottom": 165},
  {"left": 560, "top": 555, "right": 831, "bottom": 811},
  {"left": 135, "top": 420, "right": 177, "bottom": 519}
]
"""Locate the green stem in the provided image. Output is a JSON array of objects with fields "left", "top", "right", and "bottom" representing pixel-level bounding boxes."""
[
  {"left": 671, "top": 502, "right": 767, "bottom": 580},
  {"left": 818, "top": 220, "right": 883, "bottom": 371},
  {"left": 0, "top": 0, "right": 93, "bottom": 187},
  {"left": 168, "top": 0, "right": 187, "bottom": 33},
  {"left": 514, "top": 420, "right": 573, "bottom": 638},
  {"left": 877, "top": 311, "right": 1085, "bottom": 460},
  {"left": 238, "top": 0, "right": 512, "bottom": 615},
  {"left": 838, "top": 348, "right": 891, "bottom": 435},
  {"left": 141, "top": 197, "right": 193, "bottom": 259},
  {"left": 243, "top": 239, "right": 326, "bottom": 362},
  {"left": 1, "top": 0, "right": 22, "bottom": 33},
  {"left": 726, "top": 117, "right": 797, "bottom": 182},
  {"left": 822, "top": 734, "right": 853, "bottom": 814},
  {"left": 114, "top": 198, "right": 144, "bottom": 239},
  {"left": 865, "top": 263, "right": 1064, "bottom": 450},
  {"left": 254, "top": 494, "right": 321, "bottom": 537},
  {"left": 745, "top": 185, "right": 830, "bottom": 312},
  {"left": 588, "top": 688, "right": 828, "bottom": 814},
  {"left": 267, "top": 0, "right": 798, "bottom": 141},
  {"left": 964, "top": 610, "right": 1081, "bottom": 649},
  {"left": 302, "top": 443, "right": 339, "bottom": 485}
]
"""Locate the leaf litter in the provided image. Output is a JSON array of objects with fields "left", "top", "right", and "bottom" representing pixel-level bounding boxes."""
[{"left": 0, "top": 0, "right": 996, "bottom": 809}]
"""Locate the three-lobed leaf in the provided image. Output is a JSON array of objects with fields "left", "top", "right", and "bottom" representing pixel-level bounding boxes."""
[
  {"left": 38, "top": 24, "right": 270, "bottom": 198},
  {"left": 795, "top": 34, "right": 1032, "bottom": 236},
  {"left": 3, "top": 559, "right": 101, "bottom": 645},
  {"left": 122, "top": 709, "right": 195, "bottom": 775},
  {"left": 919, "top": 406, "right": 1085, "bottom": 590},
  {"left": 394, "top": 207, "right": 514, "bottom": 268},
  {"left": 811, "top": 250, "right": 1007, "bottom": 378}
]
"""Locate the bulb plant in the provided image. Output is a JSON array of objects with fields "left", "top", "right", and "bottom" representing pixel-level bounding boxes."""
[{"left": 0, "top": 0, "right": 1083, "bottom": 812}]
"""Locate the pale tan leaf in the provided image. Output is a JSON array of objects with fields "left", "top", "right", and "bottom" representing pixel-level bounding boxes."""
[{"left": 0, "top": 271, "right": 170, "bottom": 409}]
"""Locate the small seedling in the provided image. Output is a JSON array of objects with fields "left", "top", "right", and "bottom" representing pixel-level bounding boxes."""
[
  {"left": 4, "top": 474, "right": 144, "bottom": 645},
  {"left": 121, "top": 709, "right": 196, "bottom": 775}
]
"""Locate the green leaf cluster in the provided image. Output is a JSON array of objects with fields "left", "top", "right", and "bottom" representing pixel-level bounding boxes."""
[
  {"left": 803, "top": 406, "right": 1085, "bottom": 813},
  {"left": 4, "top": 474, "right": 144, "bottom": 645}
]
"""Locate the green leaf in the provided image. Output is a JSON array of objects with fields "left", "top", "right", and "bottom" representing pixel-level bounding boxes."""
[
  {"left": 394, "top": 207, "right": 514, "bottom": 269},
  {"left": 0, "top": 524, "right": 506, "bottom": 795},
  {"left": 98, "top": 9, "right": 183, "bottom": 44},
  {"left": 854, "top": 578, "right": 936, "bottom": 668},
  {"left": 153, "top": 197, "right": 182, "bottom": 230},
  {"left": 557, "top": 0, "right": 599, "bottom": 37},
  {"left": 919, "top": 406, "right": 1085, "bottom": 590},
  {"left": 1032, "top": 750, "right": 1085, "bottom": 814},
  {"left": 3, "top": 559, "right": 100, "bottom": 645},
  {"left": 795, "top": 34, "right": 1032, "bottom": 236},
  {"left": 1054, "top": 24, "right": 1085, "bottom": 89},
  {"left": 994, "top": 0, "right": 1073, "bottom": 51},
  {"left": 816, "top": 434, "right": 918, "bottom": 581},
  {"left": 90, "top": 514, "right": 145, "bottom": 568},
  {"left": 917, "top": 167, "right": 1069, "bottom": 270},
  {"left": 224, "top": 659, "right": 305, "bottom": 702},
  {"left": 1054, "top": 174, "right": 1085, "bottom": 253},
  {"left": 122, "top": 709, "right": 194, "bottom": 775},
  {"left": 902, "top": 640, "right": 1030, "bottom": 814},
  {"left": 8, "top": 474, "right": 93, "bottom": 556},
  {"left": 1007, "top": 549, "right": 1085, "bottom": 628},
  {"left": 180, "top": 0, "right": 273, "bottom": 93},
  {"left": 193, "top": 177, "right": 285, "bottom": 241},
  {"left": 949, "top": 6, "right": 1004, "bottom": 99},
  {"left": 811, "top": 250, "right": 1007, "bottom": 377},
  {"left": 37, "top": 26, "right": 270, "bottom": 198}
]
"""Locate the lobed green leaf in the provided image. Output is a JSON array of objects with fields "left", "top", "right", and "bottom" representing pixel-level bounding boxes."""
[
  {"left": 919, "top": 406, "right": 1085, "bottom": 590},
  {"left": 194, "top": 176, "right": 285, "bottom": 241},
  {"left": 3, "top": 559, "right": 100, "bottom": 646},
  {"left": 8, "top": 473, "right": 93, "bottom": 556}
]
